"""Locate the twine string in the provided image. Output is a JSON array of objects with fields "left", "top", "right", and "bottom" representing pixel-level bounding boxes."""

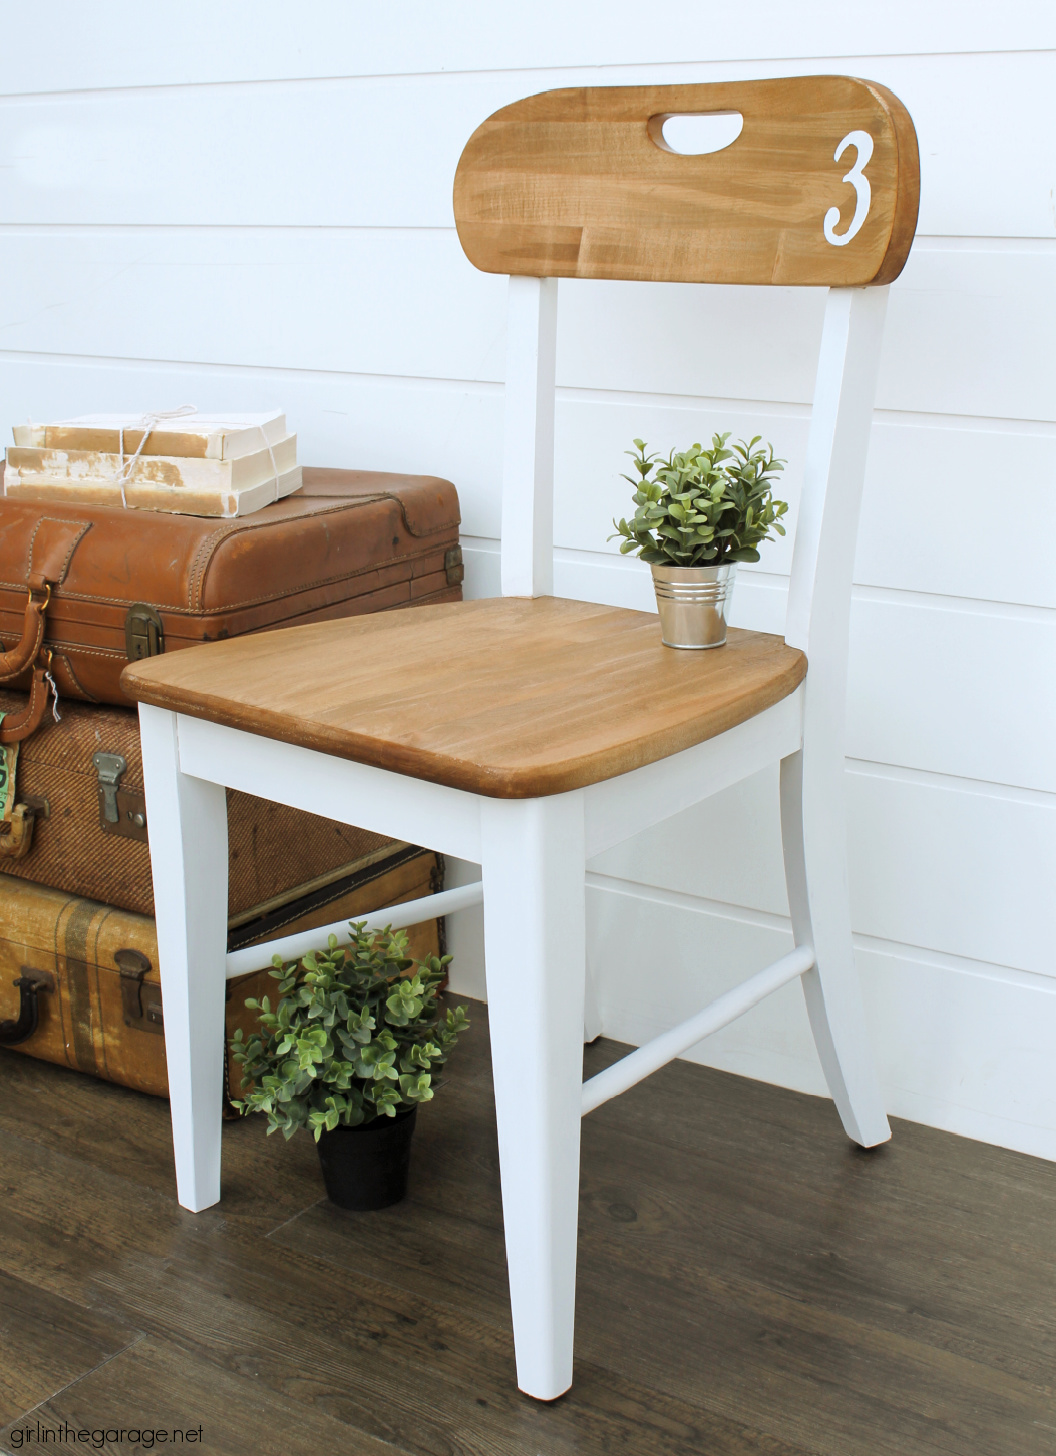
[
  {"left": 43, "top": 406, "right": 282, "bottom": 510},
  {"left": 110, "top": 409, "right": 281, "bottom": 507},
  {"left": 256, "top": 423, "right": 281, "bottom": 499},
  {"left": 109, "top": 404, "right": 198, "bottom": 508},
  {"left": 43, "top": 669, "right": 61, "bottom": 723}
]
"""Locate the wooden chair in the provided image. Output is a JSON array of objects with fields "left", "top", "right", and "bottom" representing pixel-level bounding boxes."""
[{"left": 125, "top": 75, "right": 919, "bottom": 1401}]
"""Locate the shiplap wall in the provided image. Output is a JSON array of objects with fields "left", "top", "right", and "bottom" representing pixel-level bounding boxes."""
[{"left": 2, "top": 3, "right": 1054, "bottom": 1158}]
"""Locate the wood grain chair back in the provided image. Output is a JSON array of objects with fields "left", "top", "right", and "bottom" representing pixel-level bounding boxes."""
[{"left": 454, "top": 77, "right": 919, "bottom": 288}]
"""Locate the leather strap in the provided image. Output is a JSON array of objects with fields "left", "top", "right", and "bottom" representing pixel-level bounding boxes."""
[
  {"left": 0, "top": 517, "right": 91, "bottom": 685},
  {"left": 0, "top": 663, "right": 51, "bottom": 744},
  {"left": 0, "top": 588, "right": 48, "bottom": 681},
  {"left": 26, "top": 517, "right": 92, "bottom": 592}
]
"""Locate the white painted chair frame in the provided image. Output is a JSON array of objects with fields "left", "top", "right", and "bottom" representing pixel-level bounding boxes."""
[{"left": 140, "top": 274, "right": 891, "bottom": 1403}]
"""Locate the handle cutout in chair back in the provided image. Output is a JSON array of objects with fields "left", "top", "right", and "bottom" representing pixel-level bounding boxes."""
[
  {"left": 651, "top": 112, "right": 744, "bottom": 156},
  {"left": 453, "top": 76, "right": 919, "bottom": 287}
]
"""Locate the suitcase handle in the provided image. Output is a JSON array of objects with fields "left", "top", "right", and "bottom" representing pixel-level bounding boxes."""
[
  {"left": 0, "top": 655, "right": 54, "bottom": 745},
  {"left": 0, "top": 519, "right": 91, "bottom": 734},
  {"left": 0, "top": 967, "right": 55, "bottom": 1047},
  {"left": 0, "top": 584, "right": 49, "bottom": 683},
  {"left": 0, "top": 800, "right": 36, "bottom": 858},
  {"left": 0, "top": 654, "right": 52, "bottom": 746}
]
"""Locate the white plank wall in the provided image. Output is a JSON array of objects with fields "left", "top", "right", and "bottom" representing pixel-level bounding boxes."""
[{"left": 2, "top": 3, "right": 1054, "bottom": 1159}]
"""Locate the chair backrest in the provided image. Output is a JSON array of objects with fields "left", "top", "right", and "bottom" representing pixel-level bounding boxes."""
[
  {"left": 452, "top": 78, "right": 919, "bottom": 683},
  {"left": 455, "top": 76, "right": 918, "bottom": 288}
]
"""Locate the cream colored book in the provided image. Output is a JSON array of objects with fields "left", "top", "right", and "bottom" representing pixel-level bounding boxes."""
[
  {"left": 3, "top": 436, "right": 301, "bottom": 518},
  {"left": 12, "top": 410, "right": 287, "bottom": 461},
  {"left": 7, "top": 433, "right": 297, "bottom": 488},
  {"left": 2, "top": 467, "right": 302, "bottom": 519}
]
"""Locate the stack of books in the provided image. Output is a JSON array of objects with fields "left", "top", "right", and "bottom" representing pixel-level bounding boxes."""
[{"left": 2, "top": 410, "right": 301, "bottom": 517}]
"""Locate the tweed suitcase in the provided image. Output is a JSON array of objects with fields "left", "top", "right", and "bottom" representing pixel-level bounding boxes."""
[
  {"left": 0, "top": 687, "right": 406, "bottom": 916},
  {"left": 0, "top": 843, "right": 442, "bottom": 1101},
  {"left": 0, "top": 466, "right": 463, "bottom": 727}
]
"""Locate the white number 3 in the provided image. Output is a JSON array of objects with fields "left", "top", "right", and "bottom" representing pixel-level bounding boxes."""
[{"left": 823, "top": 129, "right": 874, "bottom": 247}]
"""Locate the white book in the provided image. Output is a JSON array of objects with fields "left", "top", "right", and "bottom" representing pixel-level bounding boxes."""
[{"left": 12, "top": 410, "right": 287, "bottom": 461}]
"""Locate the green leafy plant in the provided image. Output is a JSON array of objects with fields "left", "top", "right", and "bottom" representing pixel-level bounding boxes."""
[
  {"left": 610, "top": 433, "right": 789, "bottom": 567},
  {"left": 230, "top": 922, "right": 469, "bottom": 1142}
]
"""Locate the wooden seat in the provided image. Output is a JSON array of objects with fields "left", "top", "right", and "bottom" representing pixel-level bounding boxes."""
[{"left": 123, "top": 597, "right": 806, "bottom": 797}]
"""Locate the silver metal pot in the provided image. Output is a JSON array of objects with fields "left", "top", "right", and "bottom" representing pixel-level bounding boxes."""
[{"left": 650, "top": 561, "right": 736, "bottom": 649}]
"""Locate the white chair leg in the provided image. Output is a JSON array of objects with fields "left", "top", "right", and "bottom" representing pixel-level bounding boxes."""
[
  {"left": 481, "top": 792, "right": 587, "bottom": 1401},
  {"left": 139, "top": 705, "right": 230, "bottom": 1211},
  {"left": 780, "top": 747, "right": 890, "bottom": 1147},
  {"left": 583, "top": 951, "right": 603, "bottom": 1044}
]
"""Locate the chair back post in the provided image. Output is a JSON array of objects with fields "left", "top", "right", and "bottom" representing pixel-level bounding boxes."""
[
  {"left": 501, "top": 275, "right": 558, "bottom": 597},
  {"left": 785, "top": 282, "right": 889, "bottom": 691}
]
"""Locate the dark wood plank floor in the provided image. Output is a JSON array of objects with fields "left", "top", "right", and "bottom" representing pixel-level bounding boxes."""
[{"left": 1, "top": 1000, "right": 1053, "bottom": 1455}]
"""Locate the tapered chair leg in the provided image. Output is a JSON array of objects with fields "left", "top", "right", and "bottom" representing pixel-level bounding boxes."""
[
  {"left": 583, "top": 952, "right": 603, "bottom": 1044},
  {"left": 481, "top": 792, "right": 587, "bottom": 1400},
  {"left": 139, "top": 705, "right": 231, "bottom": 1210},
  {"left": 780, "top": 747, "right": 890, "bottom": 1148}
]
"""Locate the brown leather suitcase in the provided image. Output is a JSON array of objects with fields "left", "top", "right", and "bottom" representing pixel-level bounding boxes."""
[
  {"left": 0, "top": 843, "right": 442, "bottom": 1101},
  {"left": 0, "top": 467, "right": 462, "bottom": 724},
  {"left": 0, "top": 687, "right": 406, "bottom": 917}
]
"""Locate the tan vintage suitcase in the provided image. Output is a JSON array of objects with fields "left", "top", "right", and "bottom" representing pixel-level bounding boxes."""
[
  {"left": 0, "top": 686, "right": 402, "bottom": 916},
  {"left": 0, "top": 467, "right": 462, "bottom": 721},
  {"left": 0, "top": 843, "right": 442, "bottom": 1101}
]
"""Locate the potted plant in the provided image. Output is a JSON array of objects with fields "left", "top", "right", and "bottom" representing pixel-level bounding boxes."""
[
  {"left": 229, "top": 921, "right": 470, "bottom": 1210},
  {"left": 611, "top": 433, "right": 789, "bottom": 648}
]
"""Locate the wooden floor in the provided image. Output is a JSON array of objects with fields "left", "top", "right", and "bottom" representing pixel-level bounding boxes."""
[{"left": 1, "top": 1001, "right": 1054, "bottom": 1456}]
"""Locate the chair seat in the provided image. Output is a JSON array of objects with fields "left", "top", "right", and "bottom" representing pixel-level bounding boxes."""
[{"left": 121, "top": 596, "right": 806, "bottom": 798}]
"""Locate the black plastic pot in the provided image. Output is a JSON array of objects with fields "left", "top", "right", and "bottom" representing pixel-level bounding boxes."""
[{"left": 315, "top": 1106, "right": 417, "bottom": 1210}]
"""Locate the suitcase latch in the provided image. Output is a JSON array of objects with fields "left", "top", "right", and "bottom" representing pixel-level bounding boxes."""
[
  {"left": 444, "top": 546, "right": 464, "bottom": 587},
  {"left": 92, "top": 752, "right": 148, "bottom": 843},
  {"left": 93, "top": 752, "right": 126, "bottom": 824},
  {"left": 115, "top": 948, "right": 163, "bottom": 1034},
  {"left": 125, "top": 603, "right": 165, "bottom": 661}
]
